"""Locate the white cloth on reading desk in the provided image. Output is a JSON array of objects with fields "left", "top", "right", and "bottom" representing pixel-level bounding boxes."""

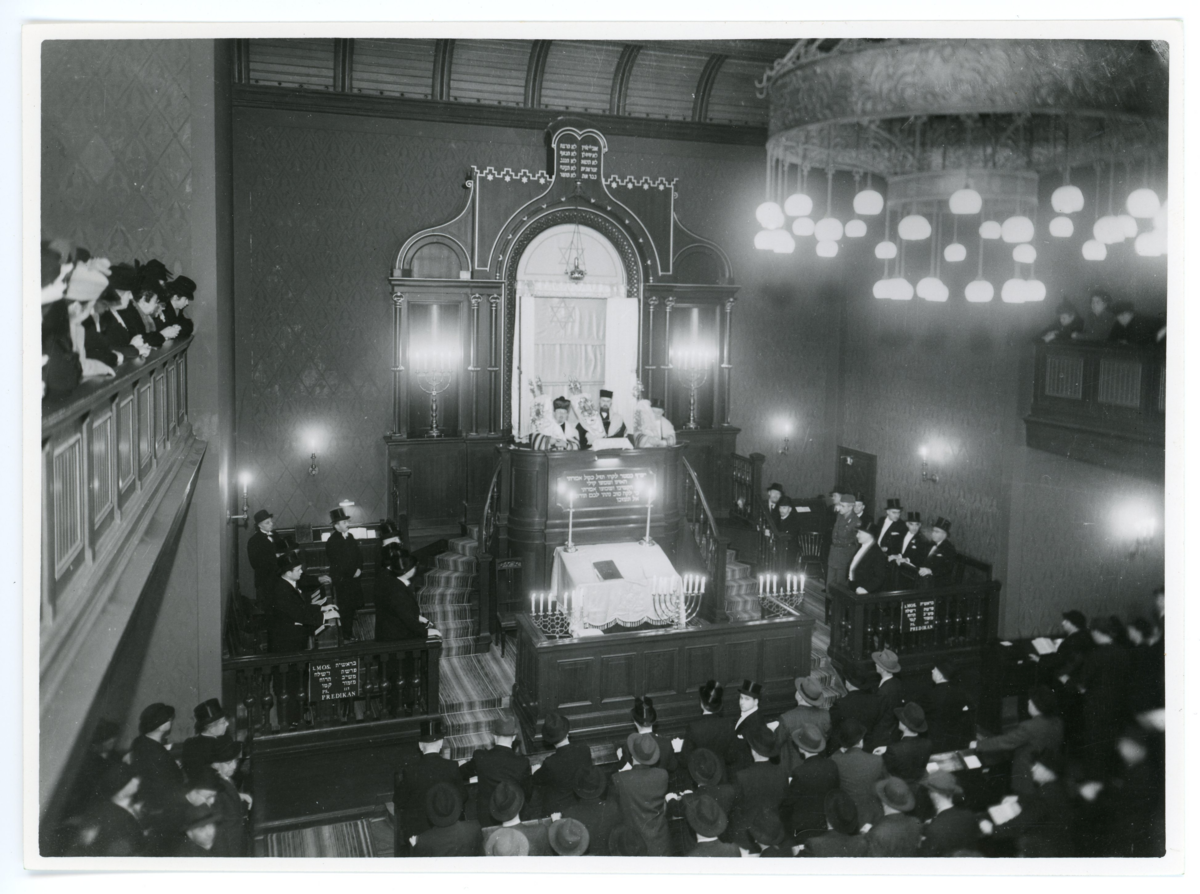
[{"left": 550, "top": 541, "right": 682, "bottom": 629}]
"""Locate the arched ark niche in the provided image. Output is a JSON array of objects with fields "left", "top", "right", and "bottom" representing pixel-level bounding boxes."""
[
  {"left": 403, "top": 235, "right": 469, "bottom": 279},
  {"left": 510, "top": 223, "right": 640, "bottom": 439}
]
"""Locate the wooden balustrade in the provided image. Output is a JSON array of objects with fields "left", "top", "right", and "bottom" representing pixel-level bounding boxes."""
[
  {"left": 728, "top": 451, "right": 764, "bottom": 524},
  {"left": 826, "top": 578, "right": 1001, "bottom": 672},
  {"left": 681, "top": 455, "right": 728, "bottom": 621},
  {"left": 222, "top": 636, "right": 442, "bottom": 740}
]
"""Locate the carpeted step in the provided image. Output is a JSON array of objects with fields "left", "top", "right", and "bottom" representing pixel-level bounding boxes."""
[
  {"left": 724, "top": 590, "right": 762, "bottom": 622},
  {"left": 449, "top": 536, "right": 479, "bottom": 558},
  {"left": 725, "top": 559, "right": 753, "bottom": 581},
  {"left": 445, "top": 730, "right": 495, "bottom": 762},
  {"left": 263, "top": 818, "right": 376, "bottom": 858},
  {"left": 420, "top": 586, "right": 475, "bottom": 607},
  {"left": 439, "top": 646, "right": 515, "bottom": 713},
  {"left": 436, "top": 551, "right": 477, "bottom": 572},
  {"left": 465, "top": 525, "right": 480, "bottom": 541},
  {"left": 422, "top": 569, "right": 477, "bottom": 590},
  {"left": 438, "top": 638, "right": 480, "bottom": 658},
  {"left": 724, "top": 577, "right": 759, "bottom": 597},
  {"left": 443, "top": 706, "right": 507, "bottom": 737}
]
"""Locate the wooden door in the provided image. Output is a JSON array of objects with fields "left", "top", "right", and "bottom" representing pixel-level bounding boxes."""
[{"left": 835, "top": 446, "right": 877, "bottom": 520}]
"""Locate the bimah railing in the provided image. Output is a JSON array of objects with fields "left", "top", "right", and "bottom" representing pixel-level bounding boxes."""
[{"left": 681, "top": 455, "right": 728, "bottom": 621}]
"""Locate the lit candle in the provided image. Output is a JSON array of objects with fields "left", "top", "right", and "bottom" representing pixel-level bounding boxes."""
[{"left": 801, "top": 573, "right": 806, "bottom": 594}]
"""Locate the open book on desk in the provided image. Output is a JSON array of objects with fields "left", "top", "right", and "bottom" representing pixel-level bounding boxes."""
[{"left": 1030, "top": 637, "right": 1062, "bottom": 655}]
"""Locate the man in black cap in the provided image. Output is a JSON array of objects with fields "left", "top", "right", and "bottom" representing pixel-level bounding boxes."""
[
  {"left": 680, "top": 680, "right": 734, "bottom": 766},
  {"left": 787, "top": 723, "right": 840, "bottom": 843},
  {"left": 326, "top": 506, "right": 365, "bottom": 639},
  {"left": 127, "top": 702, "right": 188, "bottom": 853},
  {"left": 610, "top": 732, "right": 671, "bottom": 855},
  {"left": 917, "top": 517, "right": 958, "bottom": 586},
  {"left": 728, "top": 724, "right": 791, "bottom": 848},
  {"left": 883, "top": 703, "right": 933, "bottom": 783},
  {"left": 562, "top": 767, "right": 621, "bottom": 857},
  {"left": 727, "top": 680, "right": 769, "bottom": 772},
  {"left": 803, "top": 790, "right": 867, "bottom": 857},
  {"left": 247, "top": 509, "right": 287, "bottom": 605},
  {"left": 975, "top": 685, "right": 1063, "bottom": 797},
  {"left": 577, "top": 389, "right": 626, "bottom": 449},
  {"left": 180, "top": 698, "right": 232, "bottom": 779},
  {"left": 395, "top": 718, "right": 465, "bottom": 846},
  {"left": 459, "top": 715, "right": 532, "bottom": 826},
  {"left": 848, "top": 528, "right": 889, "bottom": 595},
  {"left": 866, "top": 776, "right": 922, "bottom": 857},
  {"left": 830, "top": 719, "right": 888, "bottom": 826},
  {"left": 826, "top": 493, "right": 860, "bottom": 588},
  {"left": 683, "top": 793, "right": 739, "bottom": 857},
  {"left": 410, "top": 783, "right": 484, "bottom": 857},
  {"left": 872, "top": 498, "right": 906, "bottom": 556},
  {"left": 532, "top": 711, "right": 594, "bottom": 816}
]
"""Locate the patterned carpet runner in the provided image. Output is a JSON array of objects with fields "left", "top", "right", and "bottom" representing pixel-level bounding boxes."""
[{"left": 264, "top": 818, "right": 375, "bottom": 858}]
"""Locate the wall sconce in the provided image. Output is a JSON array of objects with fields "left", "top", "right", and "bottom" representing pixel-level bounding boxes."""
[
  {"left": 1112, "top": 504, "right": 1158, "bottom": 559},
  {"left": 309, "top": 451, "right": 319, "bottom": 476},
  {"left": 228, "top": 472, "right": 250, "bottom": 526},
  {"left": 920, "top": 446, "right": 939, "bottom": 484},
  {"left": 776, "top": 418, "right": 793, "bottom": 456}
]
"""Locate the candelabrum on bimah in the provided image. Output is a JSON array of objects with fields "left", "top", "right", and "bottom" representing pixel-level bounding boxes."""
[
  {"left": 413, "top": 350, "right": 455, "bottom": 438},
  {"left": 671, "top": 346, "right": 714, "bottom": 430},
  {"left": 758, "top": 572, "right": 807, "bottom": 618},
  {"left": 650, "top": 575, "right": 704, "bottom": 629},
  {"left": 529, "top": 589, "right": 578, "bottom": 638}
]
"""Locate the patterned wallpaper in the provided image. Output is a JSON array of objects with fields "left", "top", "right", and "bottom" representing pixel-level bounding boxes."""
[
  {"left": 42, "top": 40, "right": 194, "bottom": 272},
  {"left": 232, "top": 114, "right": 837, "bottom": 527}
]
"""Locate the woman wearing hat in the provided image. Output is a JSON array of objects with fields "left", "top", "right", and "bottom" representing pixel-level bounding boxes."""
[
  {"left": 161, "top": 275, "right": 196, "bottom": 340},
  {"left": 325, "top": 507, "right": 365, "bottom": 639}
]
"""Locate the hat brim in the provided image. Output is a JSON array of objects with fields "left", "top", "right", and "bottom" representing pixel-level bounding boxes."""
[
  {"left": 894, "top": 707, "right": 928, "bottom": 732},
  {"left": 875, "top": 780, "right": 916, "bottom": 813}
]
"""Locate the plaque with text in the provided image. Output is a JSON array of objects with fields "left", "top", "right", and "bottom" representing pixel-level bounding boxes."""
[
  {"left": 902, "top": 599, "right": 937, "bottom": 633},
  {"left": 555, "top": 131, "right": 604, "bottom": 183},
  {"left": 557, "top": 468, "right": 654, "bottom": 509},
  {"left": 309, "top": 657, "right": 361, "bottom": 702}
]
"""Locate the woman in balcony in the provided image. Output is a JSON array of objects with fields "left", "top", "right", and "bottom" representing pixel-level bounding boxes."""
[{"left": 1037, "top": 299, "right": 1084, "bottom": 344}]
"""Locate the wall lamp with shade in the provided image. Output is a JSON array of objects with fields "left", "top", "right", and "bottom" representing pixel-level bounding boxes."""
[
  {"left": 1111, "top": 503, "right": 1159, "bottom": 559},
  {"left": 919, "top": 441, "right": 953, "bottom": 484},
  {"left": 775, "top": 417, "right": 793, "bottom": 456},
  {"left": 228, "top": 472, "right": 251, "bottom": 526}
]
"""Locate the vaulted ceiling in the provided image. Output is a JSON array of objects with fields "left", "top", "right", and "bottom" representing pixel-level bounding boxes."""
[{"left": 235, "top": 38, "right": 794, "bottom": 140}]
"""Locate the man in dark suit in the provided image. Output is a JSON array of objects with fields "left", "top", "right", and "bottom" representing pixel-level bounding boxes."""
[
  {"left": 829, "top": 668, "right": 882, "bottom": 750},
  {"left": 727, "top": 680, "right": 770, "bottom": 772},
  {"left": 868, "top": 649, "right": 906, "bottom": 750},
  {"left": 779, "top": 676, "right": 832, "bottom": 740},
  {"left": 266, "top": 551, "right": 339, "bottom": 653},
  {"left": 924, "top": 660, "right": 974, "bottom": 754},
  {"left": 729, "top": 725, "right": 791, "bottom": 848},
  {"left": 989, "top": 750, "right": 1075, "bottom": 858},
  {"left": 562, "top": 767, "right": 621, "bottom": 857},
  {"left": 918, "top": 517, "right": 958, "bottom": 586},
  {"left": 787, "top": 723, "right": 840, "bottom": 843},
  {"left": 883, "top": 703, "right": 933, "bottom": 783},
  {"left": 127, "top": 703, "right": 187, "bottom": 855},
  {"left": 918, "top": 771, "right": 980, "bottom": 856},
  {"left": 681, "top": 748, "right": 736, "bottom": 817},
  {"left": 459, "top": 715, "right": 532, "bottom": 826},
  {"left": 610, "top": 733, "right": 671, "bottom": 856},
  {"left": 480, "top": 781, "right": 554, "bottom": 855},
  {"left": 889, "top": 511, "right": 927, "bottom": 586},
  {"left": 872, "top": 498, "right": 906, "bottom": 555},
  {"left": 830, "top": 719, "right": 888, "bottom": 826},
  {"left": 680, "top": 680, "right": 734, "bottom": 767},
  {"left": 975, "top": 686, "right": 1064, "bottom": 796},
  {"left": 765, "top": 483, "right": 785, "bottom": 528},
  {"left": 532, "top": 711, "right": 593, "bottom": 816},
  {"left": 394, "top": 719, "right": 465, "bottom": 845},
  {"left": 682, "top": 793, "right": 740, "bottom": 857},
  {"left": 410, "top": 783, "right": 483, "bottom": 857},
  {"left": 75, "top": 763, "right": 146, "bottom": 856},
  {"left": 773, "top": 497, "right": 804, "bottom": 568},
  {"left": 826, "top": 494, "right": 861, "bottom": 588},
  {"left": 577, "top": 389, "right": 627, "bottom": 449},
  {"left": 325, "top": 506, "right": 365, "bottom": 639},
  {"left": 246, "top": 509, "right": 287, "bottom": 604},
  {"left": 867, "top": 776, "right": 923, "bottom": 857},
  {"left": 1041, "top": 609, "right": 1095, "bottom": 687},
  {"left": 804, "top": 791, "right": 868, "bottom": 857},
  {"left": 848, "top": 528, "right": 890, "bottom": 594}
]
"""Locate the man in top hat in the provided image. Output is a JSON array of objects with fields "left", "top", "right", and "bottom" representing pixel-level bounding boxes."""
[
  {"left": 828, "top": 667, "right": 882, "bottom": 749},
  {"left": 548, "top": 817, "right": 591, "bottom": 856},
  {"left": 680, "top": 680, "right": 734, "bottom": 766},
  {"left": 889, "top": 511, "right": 927, "bottom": 582},
  {"left": 577, "top": 389, "right": 626, "bottom": 449},
  {"left": 830, "top": 719, "right": 888, "bottom": 826},
  {"left": 161, "top": 275, "right": 196, "bottom": 341},
  {"left": 562, "top": 766, "right": 621, "bottom": 857},
  {"left": 247, "top": 509, "right": 287, "bottom": 605},
  {"left": 975, "top": 686, "right": 1064, "bottom": 797},
  {"left": 787, "top": 723, "right": 840, "bottom": 843},
  {"left": 765, "top": 483, "right": 786, "bottom": 528},
  {"left": 871, "top": 499, "right": 906, "bottom": 555},
  {"left": 917, "top": 771, "right": 980, "bottom": 856},
  {"left": 866, "top": 777, "right": 922, "bottom": 857},
  {"left": 683, "top": 793, "right": 739, "bottom": 857},
  {"left": 804, "top": 790, "right": 868, "bottom": 857},
  {"left": 395, "top": 718, "right": 465, "bottom": 845},
  {"left": 127, "top": 702, "right": 188, "bottom": 852},
  {"left": 726, "top": 680, "right": 769, "bottom": 772},
  {"left": 459, "top": 715, "right": 532, "bottom": 826},
  {"left": 175, "top": 803, "right": 222, "bottom": 857},
  {"left": 532, "top": 710, "right": 594, "bottom": 816},
  {"left": 267, "top": 550, "right": 339, "bottom": 654},
  {"left": 848, "top": 527, "right": 890, "bottom": 595},
  {"left": 480, "top": 780, "right": 555, "bottom": 856},
  {"left": 411, "top": 783, "right": 484, "bottom": 857},
  {"left": 868, "top": 649, "right": 906, "bottom": 750},
  {"left": 180, "top": 698, "right": 233, "bottom": 779},
  {"left": 917, "top": 517, "right": 958, "bottom": 586},
  {"left": 729, "top": 724, "right": 791, "bottom": 848},
  {"left": 826, "top": 493, "right": 861, "bottom": 588},
  {"left": 610, "top": 733, "right": 671, "bottom": 856},
  {"left": 924, "top": 660, "right": 974, "bottom": 754},
  {"left": 325, "top": 506, "right": 365, "bottom": 638},
  {"left": 883, "top": 703, "right": 933, "bottom": 783}
]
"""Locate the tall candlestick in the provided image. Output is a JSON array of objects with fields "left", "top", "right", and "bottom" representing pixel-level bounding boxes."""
[
  {"left": 640, "top": 489, "right": 655, "bottom": 547},
  {"left": 801, "top": 573, "right": 806, "bottom": 595},
  {"left": 565, "top": 491, "right": 577, "bottom": 552}
]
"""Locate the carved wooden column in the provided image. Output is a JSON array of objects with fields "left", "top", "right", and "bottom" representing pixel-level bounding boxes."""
[
  {"left": 488, "top": 294, "right": 502, "bottom": 435},
  {"left": 662, "top": 297, "right": 676, "bottom": 405},
  {"left": 390, "top": 290, "right": 409, "bottom": 437},
  {"left": 720, "top": 296, "right": 735, "bottom": 427},
  {"left": 468, "top": 294, "right": 482, "bottom": 435},
  {"left": 644, "top": 296, "right": 658, "bottom": 397}
]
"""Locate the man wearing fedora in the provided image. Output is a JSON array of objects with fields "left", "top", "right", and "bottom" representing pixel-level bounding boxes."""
[
  {"left": 180, "top": 699, "right": 233, "bottom": 780},
  {"left": 247, "top": 509, "right": 287, "bottom": 605},
  {"left": 749, "top": 807, "right": 794, "bottom": 857},
  {"left": 325, "top": 506, "right": 365, "bottom": 639},
  {"left": 804, "top": 790, "right": 868, "bottom": 857},
  {"left": 729, "top": 724, "right": 791, "bottom": 849},
  {"left": 848, "top": 527, "right": 890, "bottom": 595},
  {"left": 918, "top": 771, "right": 981, "bottom": 856},
  {"left": 787, "top": 723, "right": 840, "bottom": 843},
  {"left": 410, "top": 783, "right": 484, "bottom": 857},
  {"left": 610, "top": 732, "right": 672, "bottom": 856},
  {"left": 683, "top": 793, "right": 739, "bottom": 856},
  {"left": 548, "top": 817, "right": 591, "bottom": 856},
  {"left": 917, "top": 517, "right": 958, "bottom": 586},
  {"left": 480, "top": 780, "right": 555, "bottom": 855},
  {"left": 680, "top": 680, "right": 734, "bottom": 768},
  {"left": 830, "top": 719, "right": 888, "bottom": 826},
  {"left": 483, "top": 825, "right": 530, "bottom": 857},
  {"left": 883, "top": 703, "right": 934, "bottom": 783},
  {"left": 532, "top": 711, "right": 594, "bottom": 816},
  {"left": 780, "top": 676, "right": 832, "bottom": 740},
  {"left": 395, "top": 719, "right": 465, "bottom": 847},
  {"left": 826, "top": 493, "right": 860, "bottom": 588},
  {"left": 459, "top": 715, "right": 532, "bottom": 826},
  {"left": 676, "top": 747, "right": 736, "bottom": 818},
  {"left": 868, "top": 648, "right": 906, "bottom": 750},
  {"left": 866, "top": 776, "right": 922, "bottom": 857},
  {"left": 175, "top": 803, "right": 222, "bottom": 857},
  {"left": 562, "top": 767, "right": 621, "bottom": 857},
  {"left": 872, "top": 498, "right": 906, "bottom": 555},
  {"left": 727, "top": 680, "right": 769, "bottom": 772},
  {"left": 829, "top": 667, "right": 882, "bottom": 752}
]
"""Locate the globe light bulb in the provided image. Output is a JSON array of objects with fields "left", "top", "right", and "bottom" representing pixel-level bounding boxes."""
[
  {"left": 754, "top": 230, "right": 773, "bottom": 250},
  {"left": 1051, "top": 184, "right": 1085, "bottom": 214},
  {"left": 815, "top": 218, "right": 844, "bottom": 242},
  {"left": 965, "top": 280, "right": 995, "bottom": 303},
  {"left": 853, "top": 189, "right": 884, "bottom": 216},
  {"left": 783, "top": 193, "right": 814, "bottom": 217},
  {"left": 897, "top": 215, "right": 932, "bottom": 241},
  {"left": 948, "top": 188, "right": 983, "bottom": 215},
  {"left": 1093, "top": 216, "right": 1124, "bottom": 244},
  {"left": 873, "top": 279, "right": 891, "bottom": 299},
  {"left": 1126, "top": 188, "right": 1161, "bottom": 219},
  {"left": 1049, "top": 216, "right": 1074, "bottom": 238},
  {"left": 889, "top": 278, "right": 914, "bottom": 301},
  {"left": 1134, "top": 230, "right": 1166, "bottom": 257},
  {"left": 756, "top": 201, "right": 785, "bottom": 230},
  {"left": 917, "top": 277, "right": 949, "bottom": 302},
  {"left": 875, "top": 240, "right": 898, "bottom": 260},
  {"left": 1118, "top": 214, "right": 1139, "bottom": 239},
  {"left": 815, "top": 240, "right": 839, "bottom": 258},
  {"left": 1025, "top": 280, "right": 1047, "bottom": 302},
  {"left": 1001, "top": 216, "right": 1035, "bottom": 243},
  {"left": 770, "top": 230, "right": 796, "bottom": 253},
  {"left": 792, "top": 217, "right": 815, "bottom": 237},
  {"left": 1001, "top": 278, "right": 1028, "bottom": 303},
  {"left": 1013, "top": 244, "right": 1037, "bottom": 264},
  {"left": 845, "top": 219, "right": 868, "bottom": 238},
  {"left": 944, "top": 242, "right": 967, "bottom": 263},
  {"left": 979, "top": 220, "right": 1002, "bottom": 240},
  {"left": 1082, "top": 239, "right": 1107, "bottom": 261}
]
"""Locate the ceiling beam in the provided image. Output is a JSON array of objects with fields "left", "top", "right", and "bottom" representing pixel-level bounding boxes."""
[
  {"left": 525, "top": 40, "right": 552, "bottom": 108},
  {"left": 692, "top": 54, "right": 727, "bottom": 123},
  {"left": 333, "top": 38, "right": 353, "bottom": 93},
  {"left": 609, "top": 44, "right": 641, "bottom": 116},
  {"left": 432, "top": 39, "right": 455, "bottom": 102}
]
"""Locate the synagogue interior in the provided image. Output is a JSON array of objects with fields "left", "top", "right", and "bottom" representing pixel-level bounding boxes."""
[{"left": 36, "top": 36, "right": 1168, "bottom": 860}]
